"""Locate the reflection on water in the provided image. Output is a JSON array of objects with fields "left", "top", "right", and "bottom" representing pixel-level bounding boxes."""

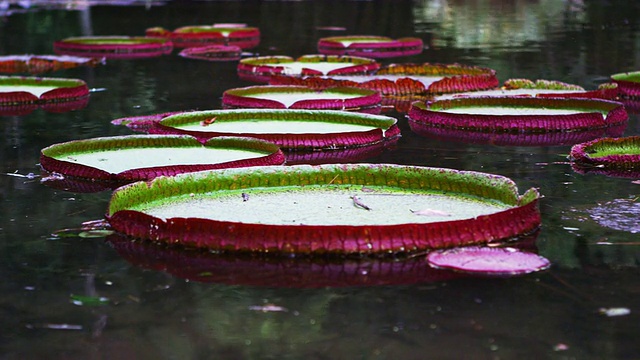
[
  {"left": 413, "top": 0, "right": 587, "bottom": 50},
  {"left": 1, "top": 1, "right": 640, "bottom": 359}
]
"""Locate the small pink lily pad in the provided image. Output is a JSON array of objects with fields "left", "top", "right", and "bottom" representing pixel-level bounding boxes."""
[
  {"left": 427, "top": 246, "right": 551, "bottom": 276},
  {"left": 570, "top": 136, "right": 640, "bottom": 178},
  {"left": 318, "top": 35, "right": 423, "bottom": 58}
]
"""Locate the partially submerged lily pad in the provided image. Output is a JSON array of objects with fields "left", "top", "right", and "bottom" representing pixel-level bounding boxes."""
[
  {"left": 146, "top": 24, "right": 260, "bottom": 49},
  {"left": 0, "top": 55, "right": 105, "bottom": 74},
  {"left": 222, "top": 85, "right": 381, "bottom": 113},
  {"left": 426, "top": 246, "right": 550, "bottom": 276},
  {"left": 0, "top": 75, "right": 89, "bottom": 115},
  {"left": 178, "top": 45, "right": 242, "bottom": 61},
  {"left": 106, "top": 163, "right": 541, "bottom": 254},
  {"left": 111, "top": 111, "right": 188, "bottom": 133},
  {"left": 408, "top": 97, "right": 627, "bottom": 134},
  {"left": 435, "top": 79, "right": 619, "bottom": 101},
  {"left": 570, "top": 136, "right": 640, "bottom": 177},
  {"left": 150, "top": 109, "right": 401, "bottom": 151},
  {"left": 40, "top": 135, "right": 285, "bottom": 185},
  {"left": 237, "top": 54, "right": 379, "bottom": 83},
  {"left": 611, "top": 71, "right": 640, "bottom": 98},
  {"left": 317, "top": 35, "right": 423, "bottom": 58},
  {"left": 53, "top": 36, "right": 173, "bottom": 59},
  {"left": 269, "top": 62, "right": 499, "bottom": 97}
]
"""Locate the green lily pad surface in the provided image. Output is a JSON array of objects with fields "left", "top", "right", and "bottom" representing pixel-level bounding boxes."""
[
  {"left": 107, "top": 164, "right": 541, "bottom": 254},
  {"left": 40, "top": 135, "right": 285, "bottom": 184},
  {"left": 151, "top": 109, "right": 400, "bottom": 151}
]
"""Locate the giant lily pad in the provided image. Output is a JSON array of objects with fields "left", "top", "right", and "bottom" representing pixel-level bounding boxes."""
[
  {"left": 269, "top": 62, "right": 499, "bottom": 97},
  {"left": 611, "top": 71, "right": 640, "bottom": 98},
  {"left": 426, "top": 246, "right": 550, "bottom": 276},
  {"left": 40, "top": 135, "right": 285, "bottom": 185},
  {"left": 53, "top": 36, "right": 173, "bottom": 59},
  {"left": 222, "top": 85, "right": 381, "bottom": 113},
  {"left": 317, "top": 35, "right": 423, "bottom": 58},
  {"left": 178, "top": 45, "right": 242, "bottom": 61},
  {"left": 149, "top": 109, "right": 401, "bottom": 151},
  {"left": 0, "top": 75, "right": 89, "bottom": 115},
  {"left": 570, "top": 136, "right": 640, "bottom": 178},
  {"left": 237, "top": 54, "right": 379, "bottom": 83},
  {"left": 0, "top": 55, "right": 105, "bottom": 74},
  {"left": 408, "top": 97, "right": 627, "bottom": 134},
  {"left": 435, "top": 79, "right": 619, "bottom": 101},
  {"left": 106, "top": 164, "right": 541, "bottom": 254},
  {"left": 146, "top": 24, "right": 260, "bottom": 49}
]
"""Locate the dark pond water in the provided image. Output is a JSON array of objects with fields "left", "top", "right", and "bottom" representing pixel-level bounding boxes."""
[{"left": 1, "top": 0, "right": 640, "bottom": 359}]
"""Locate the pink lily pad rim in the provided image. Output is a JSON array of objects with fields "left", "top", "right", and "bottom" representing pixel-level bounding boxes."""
[
  {"left": 0, "top": 75, "right": 89, "bottom": 106},
  {"left": 269, "top": 62, "right": 499, "bottom": 96},
  {"left": 222, "top": 85, "right": 381, "bottom": 110},
  {"left": 0, "top": 54, "right": 105, "bottom": 74},
  {"left": 611, "top": 71, "right": 640, "bottom": 98},
  {"left": 153, "top": 108, "right": 400, "bottom": 151},
  {"left": 408, "top": 97, "right": 628, "bottom": 133},
  {"left": 106, "top": 163, "right": 541, "bottom": 255},
  {"left": 53, "top": 36, "right": 173, "bottom": 58},
  {"left": 237, "top": 54, "right": 380, "bottom": 83},
  {"left": 570, "top": 136, "right": 640, "bottom": 176},
  {"left": 317, "top": 35, "right": 423, "bottom": 57},
  {"left": 146, "top": 25, "right": 260, "bottom": 48},
  {"left": 40, "top": 134, "right": 285, "bottom": 183},
  {"left": 426, "top": 246, "right": 551, "bottom": 276}
]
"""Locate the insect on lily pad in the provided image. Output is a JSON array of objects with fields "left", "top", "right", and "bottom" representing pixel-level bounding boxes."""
[
  {"left": 0, "top": 55, "right": 105, "bottom": 74},
  {"left": 0, "top": 75, "right": 89, "bottom": 115},
  {"left": 106, "top": 163, "right": 541, "bottom": 254},
  {"left": 222, "top": 85, "right": 381, "bottom": 113},
  {"left": 146, "top": 24, "right": 260, "bottom": 49},
  {"left": 426, "top": 246, "right": 551, "bottom": 276},
  {"left": 408, "top": 97, "right": 628, "bottom": 135},
  {"left": 317, "top": 35, "right": 424, "bottom": 58},
  {"left": 53, "top": 36, "right": 173, "bottom": 59},
  {"left": 570, "top": 136, "right": 640, "bottom": 178},
  {"left": 40, "top": 135, "right": 285, "bottom": 186},
  {"left": 237, "top": 54, "right": 380, "bottom": 83},
  {"left": 149, "top": 108, "right": 401, "bottom": 152}
]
